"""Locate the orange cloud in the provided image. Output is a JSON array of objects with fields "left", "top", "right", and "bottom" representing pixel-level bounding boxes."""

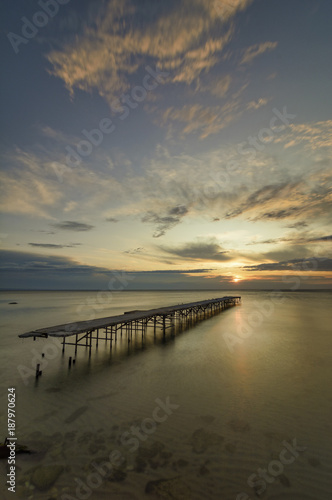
[
  {"left": 47, "top": 0, "right": 252, "bottom": 104},
  {"left": 240, "top": 41, "right": 278, "bottom": 65}
]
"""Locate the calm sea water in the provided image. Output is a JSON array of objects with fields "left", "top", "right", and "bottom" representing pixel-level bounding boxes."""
[{"left": 0, "top": 290, "right": 332, "bottom": 499}]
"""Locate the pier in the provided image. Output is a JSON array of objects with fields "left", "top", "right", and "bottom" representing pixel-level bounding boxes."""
[{"left": 19, "top": 296, "right": 241, "bottom": 355}]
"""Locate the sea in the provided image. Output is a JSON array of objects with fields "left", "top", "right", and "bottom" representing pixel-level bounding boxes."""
[{"left": 0, "top": 290, "right": 331, "bottom": 500}]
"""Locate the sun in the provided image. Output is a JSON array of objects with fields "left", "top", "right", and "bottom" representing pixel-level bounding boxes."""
[{"left": 232, "top": 277, "right": 241, "bottom": 283}]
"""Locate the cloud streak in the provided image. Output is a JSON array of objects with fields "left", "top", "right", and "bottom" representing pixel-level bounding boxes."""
[
  {"left": 51, "top": 221, "right": 94, "bottom": 232},
  {"left": 29, "top": 243, "right": 81, "bottom": 249},
  {"left": 244, "top": 257, "right": 332, "bottom": 272},
  {"left": 240, "top": 41, "right": 278, "bottom": 65}
]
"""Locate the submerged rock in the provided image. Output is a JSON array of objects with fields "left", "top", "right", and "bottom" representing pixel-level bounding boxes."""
[
  {"left": 225, "top": 442, "right": 237, "bottom": 453},
  {"left": 308, "top": 456, "right": 321, "bottom": 467},
  {"left": 227, "top": 419, "right": 250, "bottom": 432},
  {"left": 190, "top": 428, "right": 224, "bottom": 454},
  {"left": 176, "top": 459, "right": 188, "bottom": 468},
  {"left": 135, "top": 456, "right": 147, "bottom": 473},
  {"left": 77, "top": 431, "right": 93, "bottom": 445},
  {"left": 108, "top": 466, "right": 127, "bottom": 482},
  {"left": 138, "top": 441, "right": 165, "bottom": 460},
  {"left": 198, "top": 464, "right": 209, "bottom": 476},
  {"left": 31, "top": 465, "right": 64, "bottom": 491},
  {"left": 145, "top": 476, "right": 191, "bottom": 499},
  {"left": 89, "top": 442, "right": 105, "bottom": 455},
  {"left": 199, "top": 415, "right": 215, "bottom": 424},
  {"left": 278, "top": 473, "right": 291, "bottom": 487},
  {"left": 135, "top": 441, "right": 170, "bottom": 470}
]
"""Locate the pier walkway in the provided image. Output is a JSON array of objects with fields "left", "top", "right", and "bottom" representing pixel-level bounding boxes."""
[{"left": 19, "top": 296, "right": 241, "bottom": 355}]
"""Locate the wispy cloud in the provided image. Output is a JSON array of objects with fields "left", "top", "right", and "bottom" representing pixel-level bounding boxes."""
[
  {"left": 225, "top": 169, "right": 332, "bottom": 224},
  {"left": 199, "top": 75, "right": 232, "bottom": 97},
  {"left": 246, "top": 97, "right": 270, "bottom": 110},
  {"left": 160, "top": 98, "right": 244, "bottom": 138},
  {"left": 142, "top": 205, "right": 188, "bottom": 237},
  {"left": 240, "top": 41, "right": 278, "bottom": 65},
  {"left": 29, "top": 243, "right": 81, "bottom": 249},
  {"left": 51, "top": 221, "right": 94, "bottom": 232},
  {"left": 276, "top": 120, "right": 332, "bottom": 151},
  {"left": 0, "top": 151, "right": 63, "bottom": 218},
  {"left": 46, "top": 0, "right": 252, "bottom": 105},
  {"left": 244, "top": 257, "right": 332, "bottom": 272},
  {"left": 105, "top": 217, "right": 119, "bottom": 223},
  {"left": 247, "top": 232, "right": 332, "bottom": 246},
  {"left": 124, "top": 247, "right": 144, "bottom": 255}
]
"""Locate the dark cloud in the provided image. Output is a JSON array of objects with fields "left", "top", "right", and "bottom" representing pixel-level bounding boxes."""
[
  {"left": 224, "top": 175, "right": 332, "bottom": 223},
  {"left": 247, "top": 238, "right": 280, "bottom": 246},
  {"left": 34, "top": 230, "right": 57, "bottom": 235},
  {"left": 0, "top": 250, "right": 107, "bottom": 274},
  {"left": 160, "top": 240, "right": 232, "bottom": 261},
  {"left": 225, "top": 183, "right": 300, "bottom": 219},
  {"left": 124, "top": 247, "right": 144, "bottom": 255},
  {"left": 142, "top": 205, "right": 188, "bottom": 237},
  {"left": 252, "top": 207, "right": 304, "bottom": 221},
  {"left": 286, "top": 221, "right": 308, "bottom": 229},
  {"left": 309, "top": 235, "right": 332, "bottom": 242},
  {"left": 51, "top": 221, "right": 94, "bottom": 232},
  {"left": 243, "top": 257, "right": 332, "bottom": 272},
  {"left": 168, "top": 205, "right": 188, "bottom": 216},
  {"left": 140, "top": 269, "right": 215, "bottom": 274},
  {"left": 0, "top": 250, "right": 213, "bottom": 277},
  {"left": 105, "top": 218, "right": 119, "bottom": 223},
  {"left": 0, "top": 250, "right": 224, "bottom": 290},
  {"left": 29, "top": 243, "right": 81, "bottom": 249},
  {"left": 247, "top": 233, "right": 332, "bottom": 246}
]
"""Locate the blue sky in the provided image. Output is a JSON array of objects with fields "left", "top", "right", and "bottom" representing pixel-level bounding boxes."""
[{"left": 0, "top": 0, "right": 331, "bottom": 289}]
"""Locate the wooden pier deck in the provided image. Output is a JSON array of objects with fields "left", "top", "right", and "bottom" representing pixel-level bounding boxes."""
[{"left": 18, "top": 296, "right": 241, "bottom": 355}]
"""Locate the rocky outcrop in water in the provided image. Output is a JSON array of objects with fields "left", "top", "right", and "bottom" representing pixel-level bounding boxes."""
[
  {"left": 189, "top": 428, "right": 224, "bottom": 454},
  {"left": 145, "top": 476, "right": 191, "bottom": 499},
  {"left": 31, "top": 465, "right": 64, "bottom": 490}
]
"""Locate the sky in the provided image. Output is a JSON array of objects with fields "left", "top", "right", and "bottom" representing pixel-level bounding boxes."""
[{"left": 0, "top": 0, "right": 331, "bottom": 290}]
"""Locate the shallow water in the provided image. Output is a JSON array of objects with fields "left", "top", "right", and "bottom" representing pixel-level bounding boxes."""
[{"left": 0, "top": 290, "right": 332, "bottom": 499}]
